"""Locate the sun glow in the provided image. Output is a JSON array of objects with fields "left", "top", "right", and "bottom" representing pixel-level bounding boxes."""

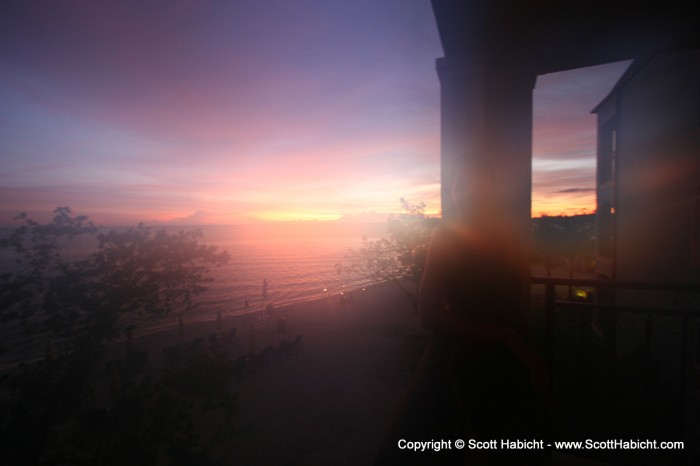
[
  {"left": 252, "top": 211, "right": 343, "bottom": 222},
  {"left": 532, "top": 195, "right": 595, "bottom": 218}
]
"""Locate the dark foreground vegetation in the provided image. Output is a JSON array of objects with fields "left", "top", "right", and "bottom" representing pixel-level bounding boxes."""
[
  {"left": 0, "top": 207, "right": 236, "bottom": 465},
  {"left": 0, "top": 205, "right": 600, "bottom": 464},
  {"left": 349, "top": 202, "right": 596, "bottom": 306}
]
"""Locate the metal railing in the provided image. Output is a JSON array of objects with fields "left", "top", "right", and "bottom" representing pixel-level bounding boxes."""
[{"left": 530, "top": 276, "right": 700, "bottom": 464}]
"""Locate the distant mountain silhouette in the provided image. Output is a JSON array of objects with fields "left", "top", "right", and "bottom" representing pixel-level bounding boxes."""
[
  {"left": 532, "top": 212, "right": 595, "bottom": 228},
  {"left": 160, "top": 210, "right": 214, "bottom": 225}
]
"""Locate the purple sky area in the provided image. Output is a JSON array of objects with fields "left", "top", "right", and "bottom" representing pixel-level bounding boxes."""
[{"left": 0, "top": 1, "right": 629, "bottom": 225}]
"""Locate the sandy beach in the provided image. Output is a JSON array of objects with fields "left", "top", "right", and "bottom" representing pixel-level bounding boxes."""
[{"left": 108, "top": 281, "right": 428, "bottom": 465}]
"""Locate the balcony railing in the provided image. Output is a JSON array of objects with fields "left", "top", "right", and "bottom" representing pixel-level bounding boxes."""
[{"left": 531, "top": 276, "right": 700, "bottom": 465}]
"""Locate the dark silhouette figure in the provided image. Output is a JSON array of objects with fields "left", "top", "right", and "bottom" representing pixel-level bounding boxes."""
[{"left": 375, "top": 154, "right": 549, "bottom": 465}]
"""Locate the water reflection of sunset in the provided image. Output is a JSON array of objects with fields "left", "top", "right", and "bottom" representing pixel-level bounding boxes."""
[{"left": 254, "top": 211, "right": 343, "bottom": 223}]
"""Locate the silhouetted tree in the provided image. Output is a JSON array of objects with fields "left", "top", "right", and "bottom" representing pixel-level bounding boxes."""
[
  {"left": 348, "top": 199, "right": 438, "bottom": 308},
  {"left": 2, "top": 207, "right": 229, "bottom": 353},
  {"left": 0, "top": 207, "right": 234, "bottom": 465},
  {"left": 532, "top": 214, "right": 596, "bottom": 277}
]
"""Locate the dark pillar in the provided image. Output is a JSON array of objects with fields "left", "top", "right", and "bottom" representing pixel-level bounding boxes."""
[
  {"left": 436, "top": 57, "right": 536, "bottom": 299},
  {"left": 437, "top": 58, "right": 536, "bottom": 238},
  {"left": 437, "top": 57, "right": 535, "bottom": 226}
]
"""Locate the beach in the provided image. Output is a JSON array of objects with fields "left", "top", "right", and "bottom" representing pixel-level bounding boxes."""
[{"left": 107, "top": 280, "right": 428, "bottom": 465}]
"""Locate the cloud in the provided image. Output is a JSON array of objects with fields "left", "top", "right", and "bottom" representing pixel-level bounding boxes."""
[
  {"left": 1, "top": 1, "right": 443, "bottom": 225},
  {"left": 554, "top": 188, "right": 596, "bottom": 194},
  {"left": 164, "top": 210, "right": 215, "bottom": 225},
  {"left": 2, "top": 2, "right": 632, "bottom": 223}
]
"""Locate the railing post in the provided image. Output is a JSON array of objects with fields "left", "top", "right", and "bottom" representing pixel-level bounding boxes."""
[
  {"left": 680, "top": 312, "right": 688, "bottom": 443},
  {"left": 530, "top": 276, "right": 700, "bottom": 461},
  {"left": 544, "top": 282, "right": 555, "bottom": 373}
]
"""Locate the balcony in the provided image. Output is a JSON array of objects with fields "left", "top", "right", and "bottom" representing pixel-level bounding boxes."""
[{"left": 531, "top": 276, "right": 700, "bottom": 465}]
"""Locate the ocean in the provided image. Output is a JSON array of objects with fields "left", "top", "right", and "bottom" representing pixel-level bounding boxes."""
[
  {"left": 0, "top": 222, "right": 389, "bottom": 367},
  {"left": 184, "top": 222, "right": 388, "bottom": 316}
]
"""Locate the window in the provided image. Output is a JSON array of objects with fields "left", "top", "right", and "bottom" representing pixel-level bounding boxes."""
[
  {"left": 598, "top": 120, "right": 617, "bottom": 185},
  {"left": 598, "top": 201, "right": 615, "bottom": 259}
]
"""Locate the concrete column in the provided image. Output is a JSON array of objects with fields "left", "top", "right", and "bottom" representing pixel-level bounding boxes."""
[
  {"left": 436, "top": 58, "right": 537, "bottom": 313},
  {"left": 437, "top": 57, "right": 536, "bottom": 242}
]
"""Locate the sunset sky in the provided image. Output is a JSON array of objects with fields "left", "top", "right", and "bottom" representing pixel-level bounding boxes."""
[{"left": 1, "top": 1, "right": 630, "bottom": 226}]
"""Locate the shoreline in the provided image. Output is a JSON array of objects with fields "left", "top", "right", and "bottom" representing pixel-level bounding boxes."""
[
  {"left": 218, "top": 279, "right": 428, "bottom": 465},
  {"left": 127, "top": 278, "right": 385, "bottom": 342},
  {"left": 104, "top": 278, "right": 428, "bottom": 464},
  {"left": 2, "top": 273, "right": 429, "bottom": 464},
  {"left": 116, "top": 280, "right": 398, "bottom": 354},
  {"left": 0, "top": 279, "right": 394, "bottom": 372}
]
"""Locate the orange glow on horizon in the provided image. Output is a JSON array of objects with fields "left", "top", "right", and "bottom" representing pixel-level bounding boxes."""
[
  {"left": 532, "top": 197, "right": 596, "bottom": 218},
  {"left": 1, "top": 4, "right": 630, "bottom": 231}
]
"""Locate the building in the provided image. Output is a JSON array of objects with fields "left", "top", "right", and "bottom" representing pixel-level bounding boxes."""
[
  {"left": 594, "top": 48, "right": 700, "bottom": 456},
  {"left": 594, "top": 49, "right": 700, "bottom": 284}
]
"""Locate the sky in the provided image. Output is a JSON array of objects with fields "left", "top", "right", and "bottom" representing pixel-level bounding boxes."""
[
  {"left": 532, "top": 60, "right": 630, "bottom": 217},
  {"left": 0, "top": 0, "right": 630, "bottom": 226}
]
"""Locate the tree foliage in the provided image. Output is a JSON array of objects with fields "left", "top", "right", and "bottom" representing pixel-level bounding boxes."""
[
  {"left": 1, "top": 207, "right": 228, "bottom": 349},
  {"left": 0, "top": 207, "right": 235, "bottom": 465},
  {"left": 532, "top": 214, "right": 596, "bottom": 276},
  {"left": 348, "top": 199, "right": 438, "bottom": 306}
]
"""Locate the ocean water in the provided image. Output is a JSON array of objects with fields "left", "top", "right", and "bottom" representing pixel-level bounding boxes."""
[
  {"left": 190, "top": 222, "right": 388, "bottom": 317},
  {"left": 0, "top": 222, "right": 388, "bottom": 366}
]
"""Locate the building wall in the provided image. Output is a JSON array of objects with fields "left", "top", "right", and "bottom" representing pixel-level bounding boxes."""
[
  {"left": 597, "top": 49, "right": 700, "bottom": 284},
  {"left": 594, "top": 51, "right": 700, "bottom": 455},
  {"left": 595, "top": 97, "right": 618, "bottom": 278}
]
